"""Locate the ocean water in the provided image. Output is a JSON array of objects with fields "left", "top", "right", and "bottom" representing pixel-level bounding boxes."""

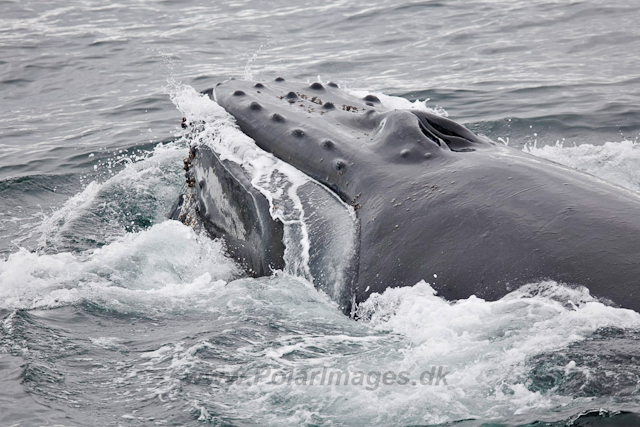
[{"left": 2, "top": 0, "right": 640, "bottom": 426}]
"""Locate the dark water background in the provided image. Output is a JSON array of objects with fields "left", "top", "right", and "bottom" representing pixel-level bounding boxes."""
[{"left": 2, "top": 0, "right": 640, "bottom": 426}]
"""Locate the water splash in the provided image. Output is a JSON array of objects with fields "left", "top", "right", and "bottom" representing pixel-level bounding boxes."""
[{"left": 524, "top": 139, "right": 640, "bottom": 193}]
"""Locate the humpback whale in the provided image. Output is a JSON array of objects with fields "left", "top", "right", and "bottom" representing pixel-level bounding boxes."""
[{"left": 172, "top": 78, "right": 640, "bottom": 314}]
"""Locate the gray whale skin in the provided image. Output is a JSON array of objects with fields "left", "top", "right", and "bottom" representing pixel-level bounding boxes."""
[{"left": 173, "top": 78, "right": 640, "bottom": 314}]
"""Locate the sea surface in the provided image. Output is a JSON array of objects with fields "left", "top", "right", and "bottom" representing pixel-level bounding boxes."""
[{"left": 2, "top": 0, "right": 640, "bottom": 426}]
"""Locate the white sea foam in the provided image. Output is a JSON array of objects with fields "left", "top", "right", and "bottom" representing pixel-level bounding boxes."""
[
  {"left": 0, "top": 135, "right": 246, "bottom": 312},
  {"left": 346, "top": 88, "right": 449, "bottom": 116},
  {"left": 524, "top": 139, "right": 640, "bottom": 193},
  {"left": 128, "top": 277, "right": 640, "bottom": 426},
  {"left": 0, "top": 220, "right": 240, "bottom": 312}
]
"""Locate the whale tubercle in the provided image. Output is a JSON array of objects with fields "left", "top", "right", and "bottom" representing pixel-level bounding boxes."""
[
  {"left": 271, "top": 113, "right": 285, "bottom": 123},
  {"left": 322, "top": 140, "right": 334, "bottom": 149}
]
